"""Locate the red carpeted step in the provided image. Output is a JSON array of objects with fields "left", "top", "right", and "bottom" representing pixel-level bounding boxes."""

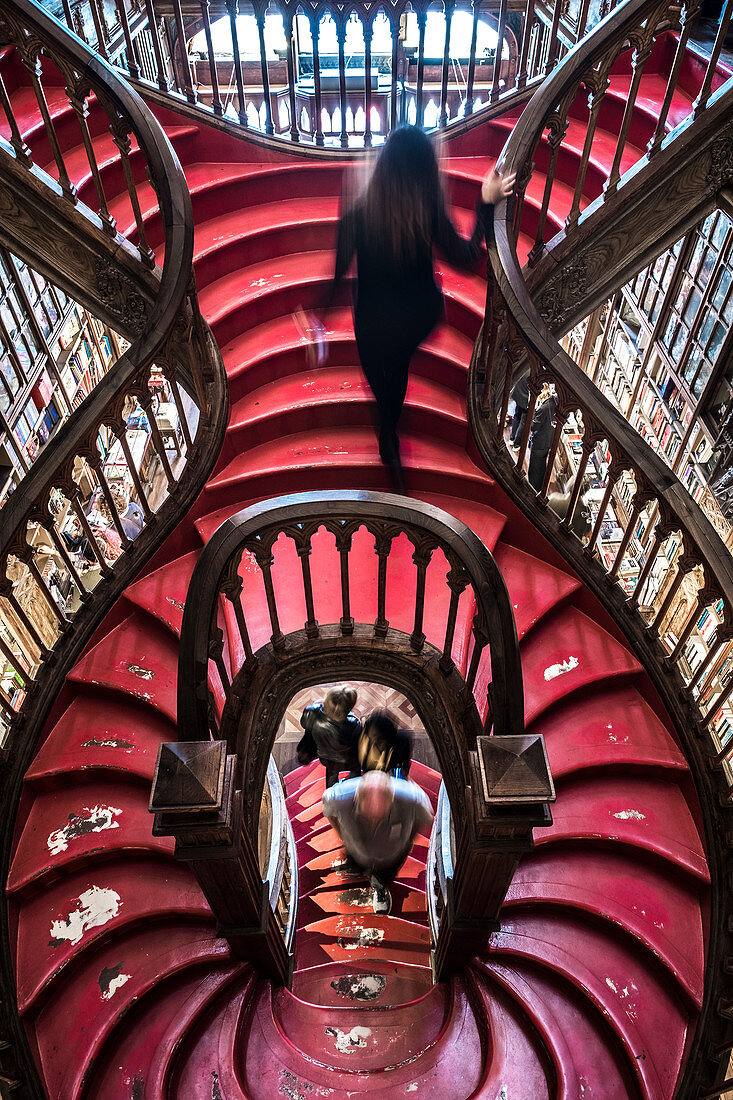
[
  {"left": 123, "top": 550, "right": 200, "bottom": 638},
  {"left": 291, "top": 959, "right": 434, "bottom": 1007},
  {"left": 297, "top": 880, "right": 428, "bottom": 926}
]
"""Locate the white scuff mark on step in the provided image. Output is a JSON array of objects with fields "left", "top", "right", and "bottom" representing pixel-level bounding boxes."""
[
  {"left": 496, "top": 1088, "right": 508, "bottom": 1100},
  {"left": 406, "top": 1085, "right": 419, "bottom": 1093},
  {"left": 47, "top": 804, "right": 121, "bottom": 854},
  {"left": 101, "top": 971, "right": 131, "bottom": 1000},
  {"left": 605, "top": 977, "right": 618, "bottom": 993},
  {"left": 543, "top": 656, "right": 579, "bottom": 681},
  {"left": 612, "top": 809, "right": 645, "bottom": 821},
  {"left": 335, "top": 922, "right": 384, "bottom": 950},
  {"left": 48, "top": 886, "right": 120, "bottom": 946},
  {"left": 325, "top": 1025, "right": 372, "bottom": 1054}
]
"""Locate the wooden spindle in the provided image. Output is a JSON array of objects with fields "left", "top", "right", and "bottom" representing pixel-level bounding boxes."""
[
  {"left": 364, "top": 18, "right": 374, "bottom": 146},
  {"left": 94, "top": 460, "right": 133, "bottom": 548},
  {"left": 626, "top": 520, "right": 662, "bottom": 607},
  {"left": 562, "top": 442, "right": 591, "bottom": 531},
  {"left": 173, "top": 0, "right": 197, "bottom": 104},
  {"left": 69, "top": 88, "right": 117, "bottom": 235},
  {"left": 312, "top": 15, "right": 324, "bottom": 146},
  {"left": 566, "top": 71, "right": 609, "bottom": 229},
  {"left": 544, "top": 0, "right": 563, "bottom": 73},
  {"left": 691, "top": 634, "right": 726, "bottom": 696},
  {"left": 27, "top": 556, "right": 67, "bottom": 629},
  {"left": 70, "top": 494, "right": 112, "bottom": 576},
  {"left": 336, "top": 18, "right": 348, "bottom": 147},
  {"left": 89, "top": 0, "right": 110, "bottom": 59},
  {"left": 118, "top": 428, "right": 153, "bottom": 518},
  {"left": 669, "top": 596, "right": 706, "bottom": 665},
  {"left": 439, "top": 0, "right": 455, "bottom": 126},
  {"left": 115, "top": 0, "right": 141, "bottom": 79},
  {"left": 647, "top": 3, "right": 697, "bottom": 156},
  {"left": 0, "top": 71, "right": 32, "bottom": 165},
  {"left": 61, "top": 0, "right": 74, "bottom": 31},
  {"left": 515, "top": 380, "right": 540, "bottom": 472},
  {"left": 144, "top": 395, "right": 177, "bottom": 491},
  {"left": 465, "top": 0, "right": 481, "bottom": 113},
  {"left": 221, "top": 564, "right": 256, "bottom": 668},
  {"left": 24, "top": 57, "right": 77, "bottom": 203},
  {"left": 256, "top": 552, "right": 286, "bottom": 651},
  {"left": 5, "top": 588, "right": 50, "bottom": 659},
  {"left": 209, "top": 625, "right": 230, "bottom": 694},
  {"left": 491, "top": 0, "right": 508, "bottom": 102},
  {"left": 416, "top": 9, "right": 427, "bottom": 127},
  {"left": 297, "top": 541, "right": 319, "bottom": 638},
  {"left": 0, "top": 635, "right": 25, "bottom": 687},
  {"left": 390, "top": 13, "right": 400, "bottom": 132},
  {"left": 607, "top": 497, "right": 642, "bottom": 582},
  {"left": 284, "top": 11, "right": 299, "bottom": 141},
  {"left": 46, "top": 518, "right": 89, "bottom": 600},
  {"left": 113, "top": 112, "right": 158, "bottom": 265},
  {"left": 604, "top": 41, "right": 653, "bottom": 196},
  {"left": 516, "top": 0, "right": 534, "bottom": 90},
  {"left": 411, "top": 545, "right": 434, "bottom": 651},
  {"left": 145, "top": 0, "right": 171, "bottom": 91},
  {"left": 693, "top": 0, "right": 732, "bottom": 117},
  {"left": 336, "top": 531, "right": 354, "bottom": 634},
  {"left": 169, "top": 377, "right": 193, "bottom": 450},
  {"left": 648, "top": 560, "right": 692, "bottom": 636},
  {"left": 576, "top": 0, "right": 592, "bottom": 40},
  {"left": 704, "top": 674, "right": 733, "bottom": 729},
  {"left": 528, "top": 88, "right": 574, "bottom": 264},
  {"left": 255, "top": 7, "right": 274, "bottom": 134},
  {"left": 440, "top": 567, "right": 468, "bottom": 673},
  {"left": 374, "top": 531, "right": 391, "bottom": 638}
]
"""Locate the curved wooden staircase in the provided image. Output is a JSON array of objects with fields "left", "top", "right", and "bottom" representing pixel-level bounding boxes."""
[{"left": 0, "top": 10, "right": 730, "bottom": 1097}]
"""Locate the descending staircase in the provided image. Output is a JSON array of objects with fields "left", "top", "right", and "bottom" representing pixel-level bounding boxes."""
[{"left": 0, "top": 21, "right": 724, "bottom": 1099}]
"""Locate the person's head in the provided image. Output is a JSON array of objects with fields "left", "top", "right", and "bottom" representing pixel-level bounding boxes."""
[
  {"left": 356, "top": 769, "right": 394, "bottom": 823},
  {"left": 363, "top": 710, "right": 399, "bottom": 748},
  {"left": 323, "top": 687, "right": 357, "bottom": 723},
  {"left": 362, "top": 126, "right": 445, "bottom": 267}
]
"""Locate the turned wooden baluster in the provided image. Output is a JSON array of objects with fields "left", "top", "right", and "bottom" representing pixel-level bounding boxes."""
[
  {"left": 566, "top": 63, "right": 611, "bottom": 229},
  {"left": 295, "top": 532, "right": 319, "bottom": 639},
  {"left": 528, "top": 86, "right": 576, "bottom": 263},
  {"left": 491, "top": 0, "right": 508, "bottom": 102},
  {"left": 139, "top": 390, "right": 177, "bottom": 491},
  {"left": 0, "top": 635, "right": 25, "bottom": 696},
  {"left": 336, "top": 17, "right": 348, "bottom": 147},
  {"left": 0, "top": 70, "right": 32, "bottom": 165},
  {"left": 465, "top": 0, "right": 481, "bottom": 113},
  {"left": 284, "top": 10, "right": 299, "bottom": 142},
  {"left": 416, "top": 8, "right": 427, "bottom": 126},
  {"left": 439, "top": 565, "right": 469, "bottom": 672},
  {"left": 115, "top": 0, "right": 141, "bottom": 80},
  {"left": 511, "top": 150, "right": 535, "bottom": 248},
  {"left": 172, "top": 0, "right": 197, "bottom": 104},
  {"left": 117, "top": 426, "right": 153, "bottom": 518},
  {"left": 225, "top": 0, "right": 247, "bottom": 123},
  {"left": 544, "top": 0, "right": 563, "bottom": 73},
  {"left": 465, "top": 612, "right": 487, "bottom": 694},
  {"left": 626, "top": 518, "right": 667, "bottom": 608},
  {"left": 88, "top": 452, "right": 133, "bottom": 549},
  {"left": 604, "top": 35, "right": 654, "bottom": 196},
  {"left": 221, "top": 560, "right": 257, "bottom": 667},
  {"left": 706, "top": 674, "right": 733, "bottom": 729},
  {"left": 374, "top": 528, "right": 393, "bottom": 639},
  {"left": 166, "top": 372, "right": 193, "bottom": 451},
  {"left": 648, "top": 0, "right": 700, "bottom": 156},
  {"left": 410, "top": 542, "right": 435, "bottom": 651},
  {"left": 311, "top": 14, "right": 325, "bottom": 146},
  {"left": 693, "top": 0, "right": 733, "bottom": 116},
  {"left": 563, "top": 435, "right": 593, "bottom": 532},
  {"left": 89, "top": 0, "right": 110, "bottom": 60},
  {"left": 538, "top": 405, "right": 568, "bottom": 500},
  {"left": 364, "top": 16, "right": 374, "bottom": 147},
  {"left": 695, "top": 632, "right": 731, "bottom": 702},
  {"left": 648, "top": 553, "right": 698, "bottom": 636},
  {"left": 23, "top": 53, "right": 77, "bottom": 203},
  {"left": 576, "top": 0, "right": 592, "bottom": 40},
  {"left": 45, "top": 506, "right": 89, "bottom": 600},
  {"left": 439, "top": 0, "right": 455, "bottom": 126},
  {"left": 252, "top": 542, "right": 286, "bottom": 651},
  {"left": 197, "top": 0, "right": 221, "bottom": 110},
  {"left": 607, "top": 490, "right": 650, "bottom": 581},
  {"left": 254, "top": 6, "right": 273, "bottom": 134},
  {"left": 67, "top": 82, "right": 117, "bottom": 235},
  {"left": 334, "top": 526, "right": 355, "bottom": 635},
  {"left": 516, "top": 0, "right": 535, "bottom": 90},
  {"left": 144, "top": 0, "right": 171, "bottom": 91},
  {"left": 669, "top": 587, "right": 718, "bottom": 665},
  {"left": 3, "top": 582, "right": 51, "bottom": 659},
  {"left": 514, "top": 373, "right": 541, "bottom": 474},
  {"left": 72, "top": 6, "right": 89, "bottom": 47}
]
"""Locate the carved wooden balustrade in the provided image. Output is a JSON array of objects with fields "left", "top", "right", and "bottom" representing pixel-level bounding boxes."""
[
  {"left": 172, "top": 491, "right": 556, "bottom": 978},
  {"left": 463, "top": 0, "right": 733, "bottom": 1092},
  {"left": 506, "top": 0, "right": 732, "bottom": 272},
  {"left": 0, "top": 0, "right": 227, "bottom": 751},
  {"left": 51, "top": 0, "right": 614, "bottom": 147}
]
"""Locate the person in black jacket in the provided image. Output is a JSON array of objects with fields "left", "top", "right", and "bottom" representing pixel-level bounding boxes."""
[
  {"left": 321, "top": 126, "right": 515, "bottom": 492},
  {"left": 528, "top": 388, "right": 558, "bottom": 493},
  {"left": 298, "top": 687, "right": 361, "bottom": 789},
  {"left": 509, "top": 372, "right": 530, "bottom": 447},
  {"left": 358, "top": 710, "right": 412, "bottom": 778}
]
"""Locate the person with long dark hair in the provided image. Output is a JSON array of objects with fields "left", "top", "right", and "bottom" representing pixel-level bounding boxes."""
[{"left": 309, "top": 126, "right": 515, "bottom": 491}]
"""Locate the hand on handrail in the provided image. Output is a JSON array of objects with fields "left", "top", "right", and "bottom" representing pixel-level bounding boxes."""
[{"left": 481, "top": 167, "right": 517, "bottom": 205}]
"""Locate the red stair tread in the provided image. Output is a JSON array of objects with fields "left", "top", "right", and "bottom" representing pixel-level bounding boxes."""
[
  {"left": 297, "top": 881, "right": 427, "bottom": 926},
  {"left": 492, "top": 911, "right": 691, "bottom": 1100},
  {"left": 8, "top": 780, "right": 173, "bottom": 895},
  {"left": 66, "top": 610, "right": 181, "bottom": 722},
  {"left": 14, "top": 856, "right": 208, "bottom": 1014},
  {"left": 473, "top": 960, "right": 635, "bottom": 1099},
  {"left": 23, "top": 694, "right": 177, "bottom": 788},
  {"left": 505, "top": 846, "right": 704, "bottom": 1007},
  {"left": 530, "top": 684, "right": 689, "bottom": 779},
  {"left": 290, "top": 960, "right": 434, "bottom": 1007},
  {"left": 492, "top": 541, "right": 579, "bottom": 639},
  {"left": 123, "top": 549, "right": 200, "bottom": 637},
  {"left": 535, "top": 773, "right": 708, "bottom": 880},
  {"left": 33, "top": 923, "right": 231, "bottom": 1100},
  {"left": 520, "top": 606, "right": 642, "bottom": 722}
]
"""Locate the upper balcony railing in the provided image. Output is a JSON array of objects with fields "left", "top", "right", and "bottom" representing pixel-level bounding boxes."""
[
  {"left": 0, "top": 0, "right": 227, "bottom": 753},
  {"left": 50, "top": 0, "right": 623, "bottom": 146}
]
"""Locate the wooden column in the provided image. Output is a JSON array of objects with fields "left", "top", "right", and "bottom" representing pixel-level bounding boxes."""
[
  {"left": 433, "top": 733, "right": 555, "bottom": 976},
  {"left": 150, "top": 740, "right": 291, "bottom": 982}
]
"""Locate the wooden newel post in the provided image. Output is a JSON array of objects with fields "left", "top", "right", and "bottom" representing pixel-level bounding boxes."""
[
  {"left": 149, "top": 740, "right": 290, "bottom": 982},
  {"left": 434, "top": 733, "right": 555, "bottom": 976}
]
